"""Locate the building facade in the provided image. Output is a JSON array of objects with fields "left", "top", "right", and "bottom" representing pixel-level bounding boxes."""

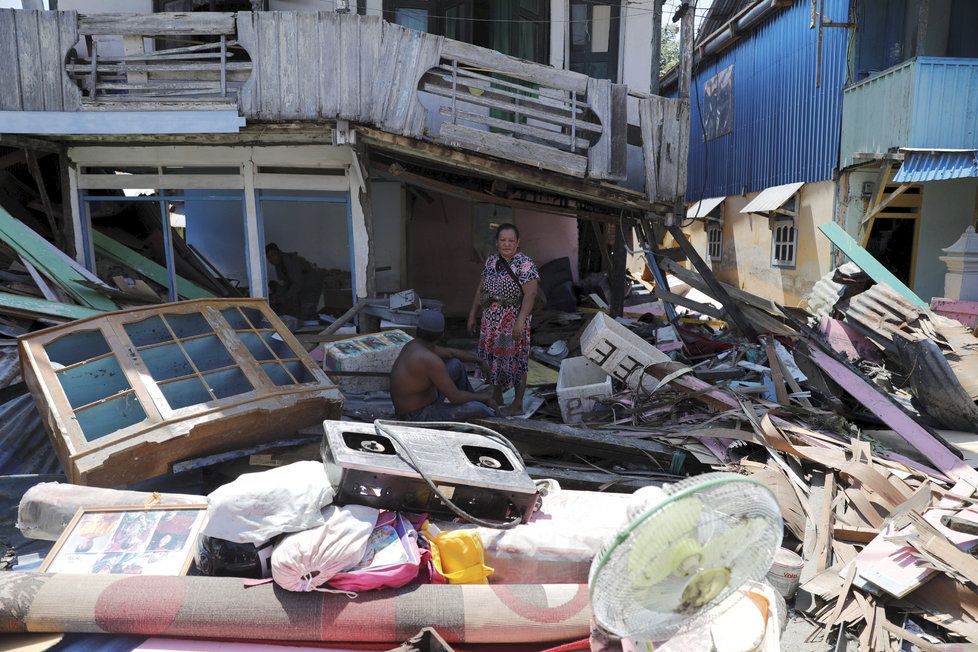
[
  {"left": 0, "top": 3, "right": 678, "bottom": 318},
  {"left": 679, "top": 0, "right": 978, "bottom": 307}
]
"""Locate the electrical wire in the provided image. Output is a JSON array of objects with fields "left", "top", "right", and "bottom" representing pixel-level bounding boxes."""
[{"left": 372, "top": 419, "right": 527, "bottom": 530}]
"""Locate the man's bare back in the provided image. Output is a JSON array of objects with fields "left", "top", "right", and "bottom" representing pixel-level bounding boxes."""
[{"left": 390, "top": 340, "right": 442, "bottom": 415}]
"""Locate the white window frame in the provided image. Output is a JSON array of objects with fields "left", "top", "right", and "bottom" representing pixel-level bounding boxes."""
[
  {"left": 771, "top": 218, "right": 797, "bottom": 268},
  {"left": 706, "top": 223, "right": 722, "bottom": 263}
]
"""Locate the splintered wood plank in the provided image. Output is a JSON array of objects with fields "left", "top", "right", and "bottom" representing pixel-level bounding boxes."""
[
  {"left": 369, "top": 20, "right": 399, "bottom": 125},
  {"left": 15, "top": 10, "right": 43, "bottom": 112},
  {"left": 639, "top": 96, "right": 660, "bottom": 201},
  {"left": 0, "top": 9, "right": 23, "bottom": 111},
  {"left": 402, "top": 32, "right": 441, "bottom": 139},
  {"left": 277, "top": 11, "right": 300, "bottom": 119},
  {"left": 357, "top": 15, "right": 382, "bottom": 122},
  {"left": 586, "top": 77, "right": 612, "bottom": 178},
  {"left": 438, "top": 122, "right": 588, "bottom": 177},
  {"left": 235, "top": 12, "right": 258, "bottom": 117},
  {"left": 819, "top": 222, "right": 928, "bottom": 309},
  {"left": 318, "top": 11, "right": 340, "bottom": 119},
  {"left": 294, "top": 13, "right": 319, "bottom": 118},
  {"left": 37, "top": 11, "right": 65, "bottom": 111},
  {"left": 0, "top": 291, "right": 100, "bottom": 320},
  {"left": 608, "top": 82, "right": 628, "bottom": 181},
  {"left": 337, "top": 12, "right": 361, "bottom": 120},
  {"left": 256, "top": 12, "right": 281, "bottom": 120},
  {"left": 78, "top": 12, "right": 235, "bottom": 35},
  {"left": 441, "top": 38, "right": 589, "bottom": 92},
  {"left": 807, "top": 348, "right": 978, "bottom": 486},
  {"left": 381, "top": 27, "right": 423, "bottom": 133}
]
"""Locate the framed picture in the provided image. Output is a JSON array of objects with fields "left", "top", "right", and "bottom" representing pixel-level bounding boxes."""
[{"left": 40, "top": 504, "right": 207, "bottom": 576}]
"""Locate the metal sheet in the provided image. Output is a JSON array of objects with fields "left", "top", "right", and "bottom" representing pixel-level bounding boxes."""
[
  {"left": 893, "top": 149, "right": 978, "bottom": 183},
  {"left": 740, "top": 182, "right": 803, "bottom": 213},
  {"left": 686, "top": 0, "right": 849, "bottom": 199},
  {"left": 842, "top": 58, "right": 978, "bottom": 168},
  {"left": 686, "top": 196, "right": 725, "bottom": 219}
]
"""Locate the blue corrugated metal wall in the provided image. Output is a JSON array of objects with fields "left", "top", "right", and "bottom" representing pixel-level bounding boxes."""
[{"left": 686, "top": 0, "right": 850, "bottom": 200}]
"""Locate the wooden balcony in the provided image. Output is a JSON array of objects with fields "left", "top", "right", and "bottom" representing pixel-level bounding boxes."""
[{"left": 0, "top": 9, "right": 690, "bottom": 203}]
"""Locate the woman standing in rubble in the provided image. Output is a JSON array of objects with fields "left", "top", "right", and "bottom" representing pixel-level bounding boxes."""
[{"left": 467, "top": 223, "right": 539, "bottom": 416}]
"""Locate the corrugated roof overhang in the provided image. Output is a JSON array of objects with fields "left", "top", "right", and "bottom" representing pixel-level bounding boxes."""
[
  {"left": 686, "top": 196, "right": 725, "bottom": 219},
  {"left": 893, "top": 149, "right": 978, "bottom": 183},
  {"left": 740, "top": 182, "right": 804, "bottom": 214}
]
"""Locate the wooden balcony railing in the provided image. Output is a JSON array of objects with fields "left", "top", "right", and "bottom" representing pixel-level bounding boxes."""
[{"left": 0, "top": 9, "right": 670, "bottom": 185}]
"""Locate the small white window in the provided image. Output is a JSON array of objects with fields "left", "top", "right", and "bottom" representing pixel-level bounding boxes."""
[
  {"left": 771, "top": 218, "right": 797, "bottom": 267},
  {"left": 707, "top": 225, "right": 722, "bottom": 263}
]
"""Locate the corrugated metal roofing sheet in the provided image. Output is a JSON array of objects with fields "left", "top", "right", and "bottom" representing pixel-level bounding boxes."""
[
  {"left": 686, "top": 0, "right": 849, "bottom": 199},
  {"left": 893, "top": 149, "right": 978, "bottom": 183},
  {"left": 687, "top": 196, "right": 726, "bottom": 218},
  {"left": 740, "top": 182, "right": 803, "bottom": 213}
]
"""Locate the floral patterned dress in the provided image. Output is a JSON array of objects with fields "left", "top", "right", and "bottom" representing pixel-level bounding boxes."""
[{"left": 478, "top": 252, "right": 540, "bottom": 390}]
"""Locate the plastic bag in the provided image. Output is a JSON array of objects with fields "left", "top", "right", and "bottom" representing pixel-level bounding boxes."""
[
  {"left": 421, "top": 521, "right": 493, "bottom": 584},
  {"left": 271, "top": 504, "right": 378, "bottom": 592},
  {"left": 328, "top": 512, "right": 423, "bottom": 592},
  {"left": 203, "top": 461, "right": 335, "bottom": 545}
]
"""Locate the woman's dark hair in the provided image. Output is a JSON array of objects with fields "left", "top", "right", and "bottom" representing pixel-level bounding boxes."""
[{"left": 495, "top": 223, "right": 520, "bottom": 241}]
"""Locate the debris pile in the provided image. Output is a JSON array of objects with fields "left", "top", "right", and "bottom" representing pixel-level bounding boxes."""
[{"left": 493, "top": 241, "right": 978, "bottom": 649}]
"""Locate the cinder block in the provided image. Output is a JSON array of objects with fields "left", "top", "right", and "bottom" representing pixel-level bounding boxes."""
[{"left": 322, "top": 330, "right": 413, "bottom": 394}]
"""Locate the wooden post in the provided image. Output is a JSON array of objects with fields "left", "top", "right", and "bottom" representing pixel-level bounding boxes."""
[
  {"left": 610, "top": 220, "right": 628, "bottom": 317},
  {"left": 59, "top": 153, "right": 76, "bottom": 260},
  {"left": 650, "top": 0, "right": 663, "bottom": 95},
  {"left": 24, "top": 150, "right": 62, "bottom": 250},
  {"left": 670, "top": 0, "right": 696, "bottom": 229}
]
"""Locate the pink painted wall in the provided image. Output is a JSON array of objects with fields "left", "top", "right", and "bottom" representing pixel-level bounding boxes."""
[{"left": 409, "top": 194, "right": 580, "bottom": 315}]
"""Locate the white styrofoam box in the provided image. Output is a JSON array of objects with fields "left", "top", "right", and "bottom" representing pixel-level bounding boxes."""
[
  {"left": 557, "top": 356, "right": 613, "bottom": 424},
  {"left": 580, "top": 312, "right": 671, "bottom": 393},
  {"left": 322, "top": 330, "right": 412, "bottom": 394}
]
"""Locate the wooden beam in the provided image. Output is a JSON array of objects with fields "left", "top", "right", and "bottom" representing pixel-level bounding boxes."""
[
  {"left": 24, "top": 150, "right": 63, "bottom": 251},
  {"left": 93, "top": 230, "right": 214, "bottom": 300},
  {"left": 666, "top": 224, "right": 759, "bottom": 342},
  {"left": 653, "top": 287, "right": 725, "bottom": 319},
  {"left": 650, "top": 0, "right": 663, "bottom": 95},
  {"left": 78, "top": 12, "right": 236, "bottom": 36},
  {"left": 0, "top": 135, "right": 63, "bottom": 154},
  {"left": 589, "top": 221, "right": 613, "bottom": 272},
  {"left": 0, "top": 290, "right": 101, "bottom": 321},
  {"left": 860, "top": 182, "right": 911, "bottom": 225},
  {"left": 319, "top": 299, "right": 367, "bottom": 337},
  {"left": 357, "top": 127, "right": 661, "bottom": 213},
  {"left": 382, "top": 162, "right": 620, "bottom": 225},
  {"left": 610, "top": 221, "right": 627, "bottom": 317}
]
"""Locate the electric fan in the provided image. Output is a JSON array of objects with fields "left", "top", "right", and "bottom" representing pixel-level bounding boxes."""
[{"left": 588, "top": 472, "right": 783, "bottom": 643}]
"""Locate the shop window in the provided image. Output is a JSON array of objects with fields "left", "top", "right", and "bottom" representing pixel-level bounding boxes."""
[
  {"left": 771, "top": 219, "right": 797, "bottom": 268},
  {"left": 568, "top": 1, "right": 621, "bottom": 81},
  {"left": 707, "top": 225, "right": 722, "bottom": 263},
  {"left": 703, "top": 65, "right": 733, "bottom": 141}
]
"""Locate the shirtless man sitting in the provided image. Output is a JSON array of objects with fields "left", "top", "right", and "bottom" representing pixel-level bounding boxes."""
[{"left": 391, "top": 310, "right": 497, "bottom": 421}]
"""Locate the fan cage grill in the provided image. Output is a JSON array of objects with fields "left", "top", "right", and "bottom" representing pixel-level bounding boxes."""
[{"left": 589, "top": 473, "right": 783, "bottom": 641}]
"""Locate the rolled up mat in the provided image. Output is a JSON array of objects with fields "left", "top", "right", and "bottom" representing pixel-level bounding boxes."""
[{"left": 0, "top": 574, "right": 591, "bottom": 644}]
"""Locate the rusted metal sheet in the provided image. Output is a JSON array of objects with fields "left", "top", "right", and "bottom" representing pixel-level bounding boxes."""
[{"left": 19, "top": 299, "right": 343, "bottom": 487}]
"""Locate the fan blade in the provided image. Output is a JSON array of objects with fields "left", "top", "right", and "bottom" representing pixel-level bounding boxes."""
[{"left": 627, "top": 495, "right": 703, "bottom": 587}]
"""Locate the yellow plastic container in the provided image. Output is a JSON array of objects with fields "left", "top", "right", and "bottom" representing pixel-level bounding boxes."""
[{"left": 422, "top": 523, "right": 494, "bottom": 584}]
